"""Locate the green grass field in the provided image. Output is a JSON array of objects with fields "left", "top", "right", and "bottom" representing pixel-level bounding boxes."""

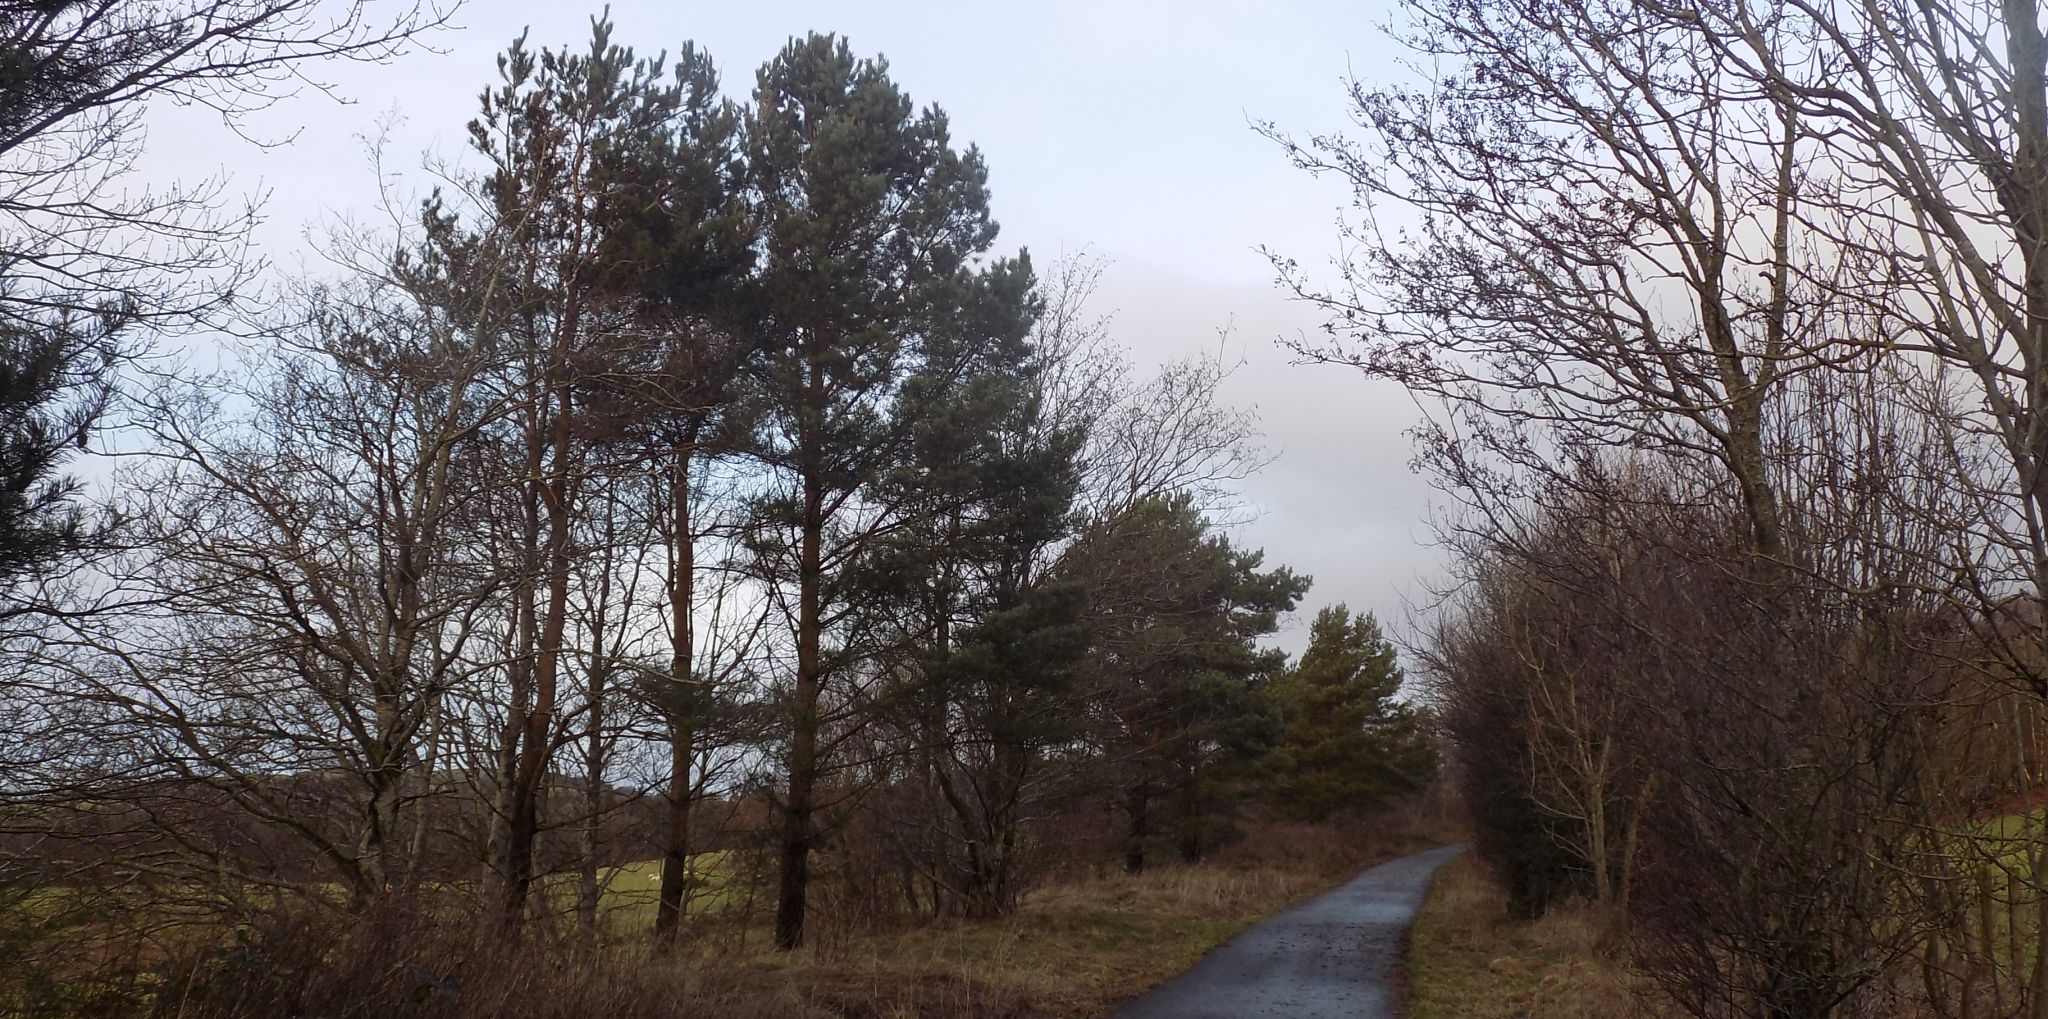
[{"left": 531, "top": 850, "right": 751, "bottom": 931}]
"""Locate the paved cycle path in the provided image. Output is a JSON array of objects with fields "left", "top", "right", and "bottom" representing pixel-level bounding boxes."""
[{"left": 1112, "top": 843, "right": 1468, "bottom": 1019}]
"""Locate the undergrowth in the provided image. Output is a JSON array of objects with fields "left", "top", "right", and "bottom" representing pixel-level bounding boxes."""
[
  {"left": 1407, "top": 854, "right": 1654, "bottom": 1019},
  {"left": 11, "top": 814, "right": 1443, "bottom": 1019}
]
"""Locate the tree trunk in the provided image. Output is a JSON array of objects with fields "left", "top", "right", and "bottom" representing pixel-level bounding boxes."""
[
  {"left": 1177, "top": 768, "right": 1202, "bottom": 863},
  {"left": 774, "top": 470, "right": 825, "bottom": 950},
  {"left": 1124, "top": 782, "right": 1150, "bottom": 873},
  {"left": 656, "top": 448, "right": 697, "bottom": 946},
  {"left": 490, "top": 555, "right": 536, "bottom": 905},
  {"left": 577, "top": 598, "right": 612, "bottom": 937},
  {"left": 407, "top": 686, "right": 442, "bottom": 886},
  {"left": 987, "top": 735, "right": 1028, "bottom": 916},
  {"left": 504, "top": 372, "right": 577, "bottom": 923}
]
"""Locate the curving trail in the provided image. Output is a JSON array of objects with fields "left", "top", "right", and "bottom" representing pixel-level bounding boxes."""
[{"left": 1111, "top": 843, "right": 1468, "bottom": 1019}]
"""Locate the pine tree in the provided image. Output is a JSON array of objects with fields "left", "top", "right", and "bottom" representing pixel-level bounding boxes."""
[
  {"left": 0, "top": 315, "right": 111, "bottom": 594},
  {"left": 739, "top": 33, "right": 1034, "bottom": 950},
  {"left": 876, "top": 320, "right": 1090, "bottom": 918},
  {"left": 1271, "top": 605, "right": 1434, "bottom": 820},
  {"left": 445, "top": 17, "right": 716, "bottom": 922},
  {"left": 1072, "top": 495, "right": 1308, "bottom": 869},
  {"left": 583, "top": 35, "right": 757, "bottom": 948}
]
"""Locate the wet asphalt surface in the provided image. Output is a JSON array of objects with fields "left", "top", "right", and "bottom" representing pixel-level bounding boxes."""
[{"left": 1111, "top": 843, "right": 1468, "bottom": 1019}]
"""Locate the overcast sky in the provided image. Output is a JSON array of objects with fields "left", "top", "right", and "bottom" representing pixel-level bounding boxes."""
[{"left": 151, "top": 0, "right": 1442, "bottom": 653}]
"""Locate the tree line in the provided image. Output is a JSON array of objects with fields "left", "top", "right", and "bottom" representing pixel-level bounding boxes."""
[
  {"left": 1271, "top": 0, "right": 2048, "bottom": 1016},
  {"left": 0, "top": 4, "right": 1435, "bottom": 1007}
]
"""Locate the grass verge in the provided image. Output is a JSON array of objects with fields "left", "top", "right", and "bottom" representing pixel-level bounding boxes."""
[
  {"left": 1407, "top": 854, "right": 1649, "bottom": 1019},
  {"left": 732, "top": 818, "right": 1442, "bottom": 1018},
  {"left": 24, "top": 816, "right": 1443, "bottom": 1018}
]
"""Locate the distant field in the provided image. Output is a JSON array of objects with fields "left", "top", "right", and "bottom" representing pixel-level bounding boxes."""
[
  {"left": 542, "top": 850, "right": 749, "bottom": 930},
  {"left": 2, "top": 850, "right": 755, "bottom": 940}
]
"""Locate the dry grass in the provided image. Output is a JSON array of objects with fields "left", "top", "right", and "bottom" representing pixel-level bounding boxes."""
[
  {"left": 747, "top": 818, "right": 1441, "bottom": 1017},
  {"left": 779, "top": 864, "right": 1333, "bottom": 1016},
  {"left": 1408, "top": 854, "right": 1657, "bottom": 1019},
  {"left": 101, "top": 815, "right": 1440, "bottom": 1019}
]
